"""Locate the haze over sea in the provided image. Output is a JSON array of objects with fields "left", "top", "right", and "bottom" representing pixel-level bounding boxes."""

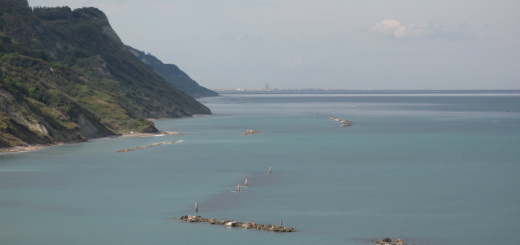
[{"left": 1, "top": 91, "right": 519, "bottom": 245}]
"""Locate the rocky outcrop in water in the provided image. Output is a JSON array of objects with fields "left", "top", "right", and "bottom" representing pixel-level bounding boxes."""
[
  {"left": 241, "top": 129, "right": 259, "bottom": 135},
  {"left": 330, "top": 117, "right": 353, "bottom": 127},
  {"left": 176, "top": 215, "right": 296, "bottom": 232},
  {"left": 375, "top": 238, "right": 404, "bottom": 245}
]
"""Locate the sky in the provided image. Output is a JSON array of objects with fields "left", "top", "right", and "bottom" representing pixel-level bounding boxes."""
[{"left": 28, "top": 0, "right": 520, "bottom": 90}]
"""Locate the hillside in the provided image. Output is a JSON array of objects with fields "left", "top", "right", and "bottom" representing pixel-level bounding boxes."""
[
  {"left": 0, "top": 0, "right": 211, "bottom": 147},
  {"left": 126, "top": 46, "right": 218, "bottom": 98}
]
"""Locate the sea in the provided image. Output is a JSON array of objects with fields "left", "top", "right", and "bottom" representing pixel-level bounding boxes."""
[{"left": 1, "top": 91, "right": 519, "bottom": 245}]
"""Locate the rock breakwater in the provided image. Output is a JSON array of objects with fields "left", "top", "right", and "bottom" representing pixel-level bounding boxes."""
[
  {"left": 176, "top": 215, "right": 296, "bottom": 232},
  {"left": 121, "top": 131, "right": 180, "bottom": 137},
  {"left": 375, "top": 238, "right": 404, "bottom": 245},
  {"left": 116, "top": 140, "right": 180, "bottom": 152}
]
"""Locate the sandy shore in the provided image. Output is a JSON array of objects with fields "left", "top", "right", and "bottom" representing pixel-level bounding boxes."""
[
  {"left": 0, "top": 144, "right": 50, "bottom": 154},
  {"left": 0, "top": 131, "right": 181, "bottom": 154}
]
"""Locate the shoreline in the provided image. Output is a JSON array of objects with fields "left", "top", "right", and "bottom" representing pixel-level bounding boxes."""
[
  {"left": 0, "top": 131, "right": 181, "bottom": 154},
  {"left": 0, "top": 144, "right": 50, "bottom": 154}
]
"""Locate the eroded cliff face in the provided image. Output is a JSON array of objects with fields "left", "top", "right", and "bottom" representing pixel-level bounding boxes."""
[
  {"left": 0, "top": 88, "right": 49, "bottom": 136},
  {"left": 0, "top": 60, "right": 115, "bottom": 147},
  {"left": 0, "top": 89, "right": 117, "bottom": 148},
  {"left": 0, "top": 88, "right": 51, "bottom": 146}
]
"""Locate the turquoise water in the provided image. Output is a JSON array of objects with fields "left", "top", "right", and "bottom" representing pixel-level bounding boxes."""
[{"left": 1, "top": 92, "right": 519, "bottom": 244}]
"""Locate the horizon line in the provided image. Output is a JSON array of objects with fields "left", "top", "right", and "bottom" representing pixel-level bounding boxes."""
[{"left": 212, "top": 88, "right": 520, "bottom": 92}]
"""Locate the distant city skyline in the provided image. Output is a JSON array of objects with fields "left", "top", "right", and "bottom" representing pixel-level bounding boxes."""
[{"left": 29, "top": 0, "right": 520, "bottom": 90}]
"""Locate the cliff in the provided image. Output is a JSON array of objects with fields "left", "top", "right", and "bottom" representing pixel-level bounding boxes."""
[
  {"left": 0, "top": 0, "right": 211, "bottom": 147},
  {"left": 126, "top": 46, "right": 218, "bottom": 98}
]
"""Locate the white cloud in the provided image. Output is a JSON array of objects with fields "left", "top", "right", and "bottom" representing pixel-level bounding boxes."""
[
  {"left": 371, "top": 19, "right": 402, "bottom": 36},
  {"left": 370, "top": 19, "right": 460, "bottom": 39}
]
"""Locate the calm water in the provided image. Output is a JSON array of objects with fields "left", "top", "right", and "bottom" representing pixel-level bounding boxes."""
[{"left": 1, "top": 92, "right": 519, "bottom": 245}]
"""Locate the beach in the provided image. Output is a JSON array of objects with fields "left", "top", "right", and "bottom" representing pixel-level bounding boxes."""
[
  {"left": 0, "top": 131, "right": 181, "bottom": 154},
  {"left": 0, "top": 144, "right": 49, "bottom": 153}
]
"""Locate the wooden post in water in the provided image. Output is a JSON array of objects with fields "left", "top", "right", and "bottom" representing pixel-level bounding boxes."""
[
  {"left": 269, "top": 166, "right": 272, "bottom": 174},
  {"left": 245, "top": 178, "right": 248, "bottom": 187},
  {"left": 195, "top": 202, "right": 198, "bottom": 213},
  {"left": 238, "top": 184, "right": 241, "bottom": 192}
]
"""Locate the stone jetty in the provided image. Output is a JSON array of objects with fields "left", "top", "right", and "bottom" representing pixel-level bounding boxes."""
[
  {"left": 175, "top": 215, "right": 296, "bottom": 232},
  {"left": 241, "top": 129, "right": 259, "bottom": 135},
  {"left": 330, "top": 117, "right": 353, "bottom": 127},
  {"left": 116, "top": 140, "right": 180, "bottom": 152}
]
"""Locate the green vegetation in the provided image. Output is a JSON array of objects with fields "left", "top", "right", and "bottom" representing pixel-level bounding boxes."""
[
  {"left": 126, "top": 46, "right": 218, "bottom": 98},
  {"left": 0, "top": 0, "right": 211, "bottom": 147}
]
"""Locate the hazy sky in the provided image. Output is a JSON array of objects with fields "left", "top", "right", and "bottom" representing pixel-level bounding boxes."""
[{"left": 29, "top": 0, "right": 519, "bottom": 90}]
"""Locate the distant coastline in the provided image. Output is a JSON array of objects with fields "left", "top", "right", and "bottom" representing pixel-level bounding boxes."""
[{"left": 213, "top": 88, "right": 520, "bottom": 95}]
